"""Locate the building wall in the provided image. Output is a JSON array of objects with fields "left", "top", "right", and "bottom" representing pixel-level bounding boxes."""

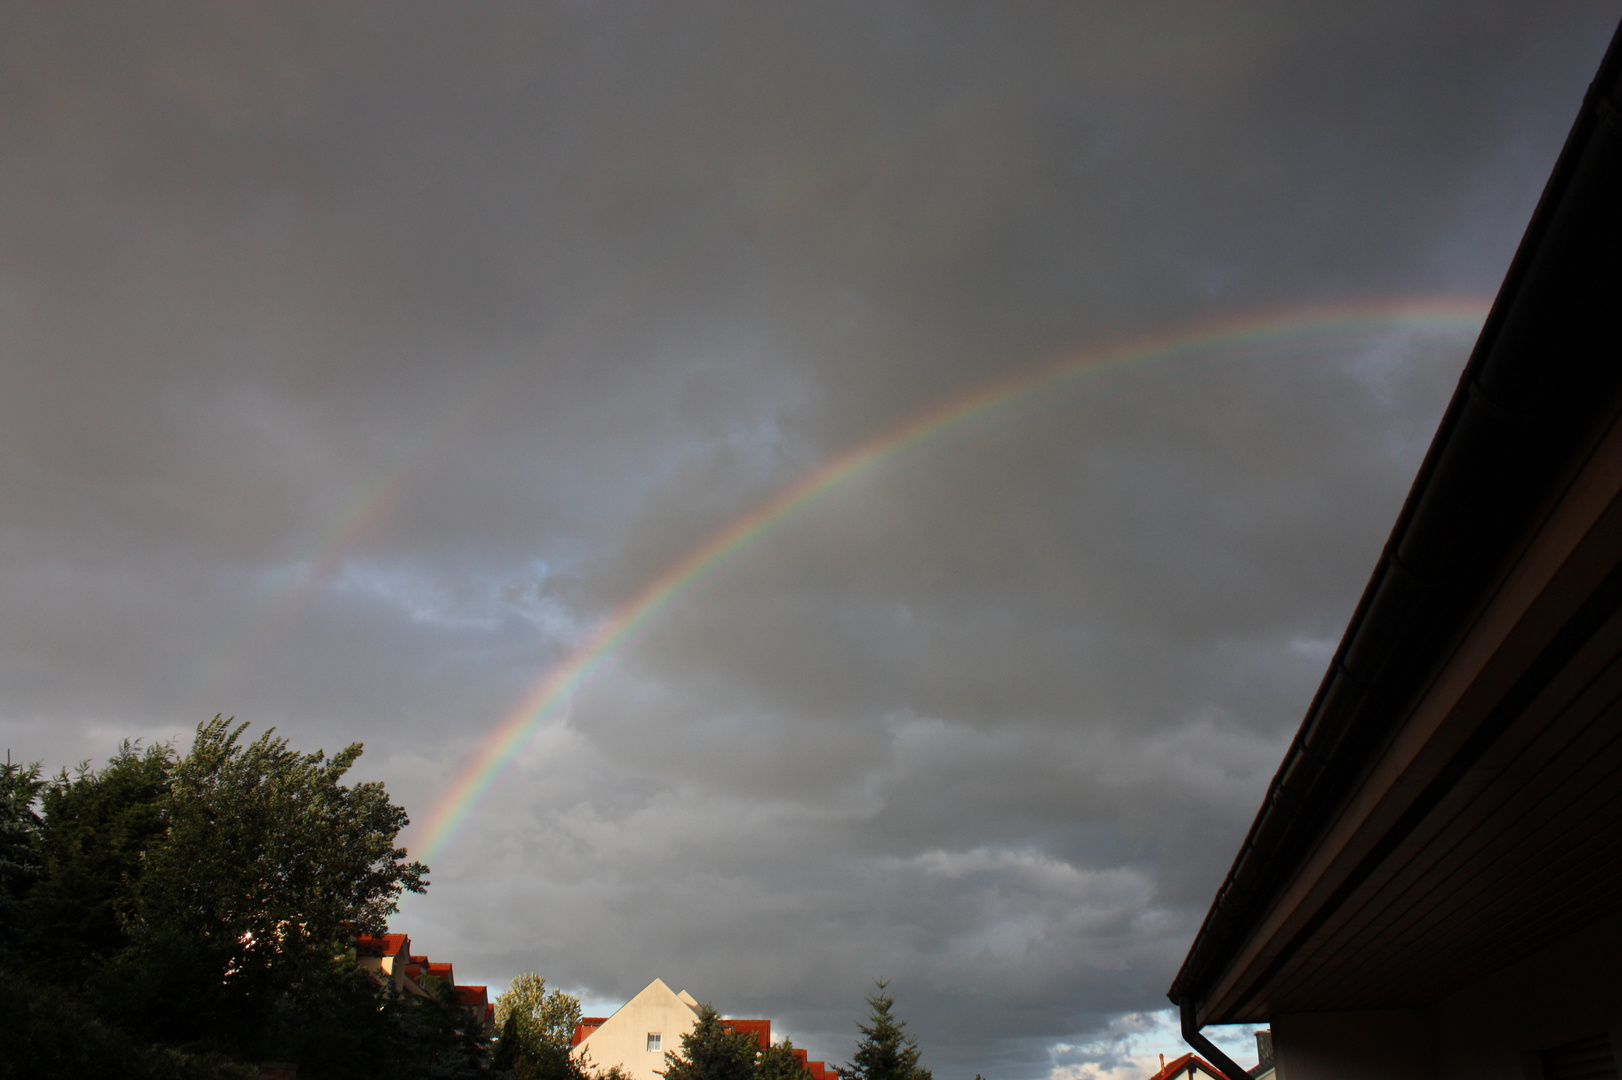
[
  {"left": 1272, "top": 1006, "right": 1435, "bottom": 1080},
  {"left": 1271, "top": 913, "right": 1622, "bottom": 1080},
  {"left": 572, "top": 979, "right": 701, "bottom": 1080},
  {"left": 1429, "top": 911, "right": 1622, "bottom": 1080}
]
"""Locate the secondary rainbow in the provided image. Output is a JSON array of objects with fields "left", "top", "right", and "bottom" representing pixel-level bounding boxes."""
[{"left": 416, "top": 297, "right": 1489, "bottom": 860}]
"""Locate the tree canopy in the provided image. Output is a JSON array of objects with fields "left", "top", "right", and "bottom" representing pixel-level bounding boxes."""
[
  {"left": 1, "top": 718, "right": 441, "bottom": 1078},
  {"left": 25, "top": 741, "right": 173, "bottom": 978},
  {"left": 0, "top": 757, "right": 43, "bottom": 965},
  {"left": 492, "top": 972, "right": 586, "bottom": 1080},
  {"left": 495, "top": 972, "right": 585, "bottom": 1056},
  {"left": 104, "top": 718, "right": 428, "bottom": 1047}
]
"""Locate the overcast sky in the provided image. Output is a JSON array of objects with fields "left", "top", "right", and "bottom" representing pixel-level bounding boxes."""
[{"left": 2, "top": 4, "right": 1617, "bottom": 1078}]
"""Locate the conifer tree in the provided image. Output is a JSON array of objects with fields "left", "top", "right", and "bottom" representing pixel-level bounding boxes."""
[
  {"left": 756, "top": 1038, "right": 806, "bottom": 1080},
  {"left": 844, "top": 981, "right": 932, "bottom": 1080},
  {"left": 663, "top": 1004, "right": 760, "bottom": 1080}
]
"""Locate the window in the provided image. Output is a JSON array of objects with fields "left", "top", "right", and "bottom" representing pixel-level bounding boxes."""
[{"left": 647, "top": 1034, "right": 662, "bottom": 1053}]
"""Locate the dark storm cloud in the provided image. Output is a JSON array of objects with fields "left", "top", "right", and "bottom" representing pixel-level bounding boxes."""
[{"left": 3, "top": 4, "right": 1617, "bottom": 1077}]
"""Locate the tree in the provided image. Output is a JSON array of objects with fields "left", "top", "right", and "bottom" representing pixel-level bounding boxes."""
[
  {"left": 662, "top": 1004, "right": 759, "bottom": 1080},
  {"left": 495, "top": 972, "right": 585, "bottom": 1059},
  {"left": 24, "top": 741, "right": 174, "bottom": 980},
  {"left": 105, "top": 716, "right": 429, "bottom": 1049},
  {"left": 756, "top": 1039, "right": 806, "bottom": 1080},
  {"left": 0, "top": 755, "right": 43, "bottom": 964},
  {"left": 0, "top": 965, "right": 256, "bottom": 1080},
  {"left": 843, "top": 982, "right": 931, "bottom": 1080},
  {"left": 493, "top": 972, "right": 586, "bottom": 1080},
  {"left": 384, "top": 971, "right": 490, "bottom": 1079},
  {"left": 493, "top": 1009, "right": 525, "bottom": 1072}
]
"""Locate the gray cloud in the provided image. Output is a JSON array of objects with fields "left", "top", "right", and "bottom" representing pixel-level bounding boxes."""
[{"left": 2, "top": 3, "right": 1617, "bottom": 1077}]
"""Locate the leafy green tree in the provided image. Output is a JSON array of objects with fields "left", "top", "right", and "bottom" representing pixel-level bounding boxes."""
[
  {"left": 0, "top": 965, "right": 256, "bottom": 1080},
  {"left": 496, "top": 972, "right": 585, "bottom": 1057},
  {"left": 387, "top": 974, "right": 490, "bottom": 1079},
  {"left": 24, "top": 741, "right": 174, "bottom": 979},
  {"left": 662, "top": 1004, "right": 759, "bottom": 1080},
  {"left": 505, "top": 1041, "right": 586, "bottom": 1080},
  {"left": 104, "top": 717, "right": 429, "bottom": 1049},
  {"left": 843, "top": 981, "right": 931, "bottom": 1080},
  {"left": 756, "top": 1038, "right": 806, "bottom": 1080},
  {"left": 0, "top": 756, "right": 43, "bottom": 964},
  {"left": 494, "top": 973, "right": 585, "bottom": 1079}
]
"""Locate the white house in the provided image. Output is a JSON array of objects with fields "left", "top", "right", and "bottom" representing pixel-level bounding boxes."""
[
  {"left": 570, "top": 978, "right": 707, "bottom": 1080},
  {"left": 570, "top": 977, "right": 834, "bottom": 1080}
]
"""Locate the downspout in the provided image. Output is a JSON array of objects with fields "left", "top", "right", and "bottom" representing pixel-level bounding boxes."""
[{"left": 1179, "top": 998, "right": 1254, "bottom": 1080}]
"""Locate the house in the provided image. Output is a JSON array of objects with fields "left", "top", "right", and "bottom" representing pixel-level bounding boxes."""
[
  {"left": 355, "top": 932, "right": 412, "bottom": 995},
  {"left": 355, "top": 931, "right": 497, "bottom": 1037},
  {"left": 455, "top": 983, "right": 493, "bottom": 1032},
  {"left": 1167, "top": 16, "right": 1622, "bottom": 1080},
  {"left": 570, "top": 977, "right": 712, "bottom": 1080},
  {"left": 570, "top": 978, "right": 834, "bottom": 1080},
  {"left": 1149, "top": 1053, "right": 1228, "bottom": 1080}
]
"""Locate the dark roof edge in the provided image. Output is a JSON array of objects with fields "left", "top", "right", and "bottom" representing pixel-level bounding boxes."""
[{"left": 1168, "top": 16, "right": 1622, "bottom": 1017}]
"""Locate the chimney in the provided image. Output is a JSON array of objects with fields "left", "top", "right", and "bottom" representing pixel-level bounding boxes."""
[{"left": 1255, "top": 1031, "right": 1273, "bottom": 1071}]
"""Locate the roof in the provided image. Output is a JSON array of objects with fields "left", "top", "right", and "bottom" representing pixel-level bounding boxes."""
[
  {"left": 1170, "top": 16, "right": 1622, "bottom": 1026},
  {"left": 1149, "top": 1054, "right": 1227, "bottom": 1080},
  {"left": 789, "top": 1048, "right": 837, "bottom": 1080},
  {"left": 722, "top": 1019, "right": 772, "bottom": 1050},
  {"left": 572, "top": 1018, "right": 608, "bottom": 1047},
  {"left": 355, "top": 932, "right": 408, "bottom": 957}
]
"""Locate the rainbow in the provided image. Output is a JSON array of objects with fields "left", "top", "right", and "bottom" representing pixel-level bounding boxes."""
[{"left": 415, "top": 297, "right": 1488, "bottom": 860}]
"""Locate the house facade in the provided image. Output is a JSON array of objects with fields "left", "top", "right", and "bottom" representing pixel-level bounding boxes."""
[
  {"left": 570, "top": 978, "right": 833, "bottom": 1080},
  {"left": 571, "top": 977, "right": 704, "bottom": 1080}
]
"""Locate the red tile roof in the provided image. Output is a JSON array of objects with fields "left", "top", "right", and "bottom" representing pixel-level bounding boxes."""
[
  {"left": 786, "top": 1043, "right": 834, "bottom": 1079},
  {"left": 1149, "top": 1053, "right": 1226, "bottom": 1080},
  {"left": 722, "top": 1019, "right": 772, "bottom": 1050},
  {"left": 355, "top": 932, "right": 409, "bottom": 957}
]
